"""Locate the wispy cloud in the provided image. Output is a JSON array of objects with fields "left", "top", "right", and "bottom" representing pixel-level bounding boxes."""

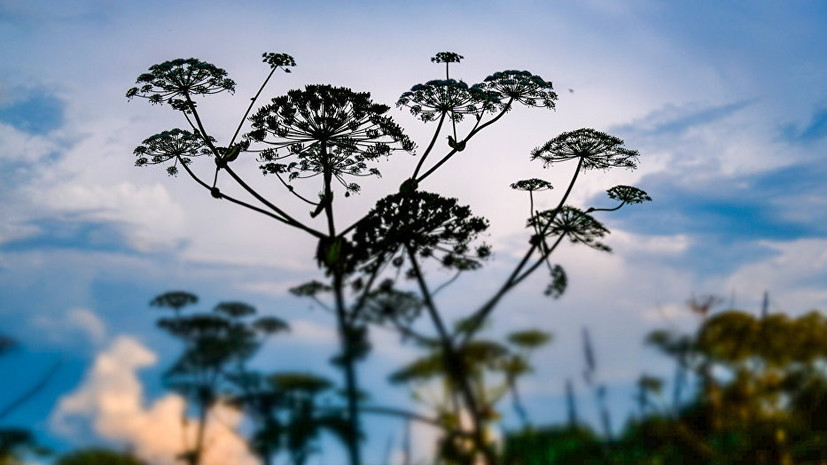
[
  {"left": 782, "top": 106, "right": 827, "bottom": 143},
  {"left": 615, "top": 100, "right": 754, "bottom": 137},
  {"left": 32, "top": 308, "right": 107, "bottom": 347}
]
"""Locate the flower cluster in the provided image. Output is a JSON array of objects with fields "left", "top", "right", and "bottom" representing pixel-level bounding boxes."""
[
  {"left": 360, "top": 287, "right": 423, "bottom": 326},
  {"left": 126, "top": 58, "right": 235, "bottom": 111},
  {"left": 248, "top": 85, "right": 414, "bottom": 190},
  {"left": 482, "top": 70, "right": 557, "bottom": 109},
  {"left": 431, "top": 52, "right": 464, "bottom": 64},
  {"left": 397, "top": 79, "right": 500, "bottom": 123},
  {"left": 510, "top": 178, "right": 553, "bottom": 192},
  {"left": 528, "top": 206, "right": 611, "bottom": 252},
  {"left": 606, "top": 185, "right": 652, "bottom": 204},
  {"left": 531, "top": 128, "right": 639, "bottom": 171},
  {"left": 352, "top": 191, "right": 491, "bottom": 273},
  {"left": 261, "top": 52, "right": 296, "bottom": 70},
  {"left": 133, "top": 128, "right": 214, "bottom": 175}
]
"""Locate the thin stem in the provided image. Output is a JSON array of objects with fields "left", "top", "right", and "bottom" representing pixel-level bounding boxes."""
[
  {"left": 319, "top": 140, "right": 361, "bottom": 465},
  {"left": 512, "top": 233, "right": 566, "bottom": 286},
  {"left": 458, "top": 156, "right": 583, "bottom": 346},
  {"left": 411, "top": 112, "right": 447, "bottom": 180},
  {"left": 508, "top": 376, "right": 529, "bottom": 427},
  {"left": 587, "top": 202, "right": 624, "bottom": 213},
  {"left": 416, "top": 98, "right": 514, "bottom": 183},
  {"left": 182, "top": 96, "right": 323, "bottom": 237},
  {"left": 431, "top": 270, "right": 463, "bottom": 296},
  {"left": 175, "top": 155, "right": 305, "bottom": 230},
  {"left": 187, "top": 94, "right": 307, "bottom": 226},
  {"left": 275, "top": 173, "right": 318, "bottom": 205},
  {"left": 222, "top": 163, "right": 325, "bottom": 239},
  {"left": 185, "top": 95, "right": 221, "bottom": 155},
  {"left": 347, "top": 267, "right": 381, "bottom": 325},
  {"left": 193, "top": 401, "right": 209, "bottom": 465},
  {"left": 321, "top": 140, "right": 336, "bottom": 235},
  {"left": 333, "top": 271, "right": 362, "bottom": 465},
  {"left": 406, "top": 248, "right": 496, "bottom": 465},
  {"left": 0, "top": 358, "right": 62, "bottom": 420},
  {"left": 228, "top": 66, "right": 278, "bottom": 146}
]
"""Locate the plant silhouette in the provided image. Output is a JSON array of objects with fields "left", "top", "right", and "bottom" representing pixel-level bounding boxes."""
[
  {"left": 150, "top": 292, "right": 288, "bottom": 465},
  {"left": 128, "top": 51, "right": 649, "bottom": 465}
]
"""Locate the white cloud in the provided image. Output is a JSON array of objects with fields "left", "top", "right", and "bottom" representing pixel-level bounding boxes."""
[
  {"left": 51, "top": 336, "right": 258, "bottom": 465},
  {"left": 66, "top": 308, "right": 107, "bottom": 344},
  {"left": 32, "top": 308, "right": 107, "bottom": 346},
  {"left": 721, "top": 238, "right": 827, "bottom": 313},
  {"left": 0, "top": 122, "right": 59, "bottom": 163},
  {"left": 37, "top": 182, "right": 188, "bottom": 252}
]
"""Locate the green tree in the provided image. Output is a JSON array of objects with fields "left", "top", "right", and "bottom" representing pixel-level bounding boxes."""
[{"left": 128, "top": 52, "right": 649, "bottom": 465}]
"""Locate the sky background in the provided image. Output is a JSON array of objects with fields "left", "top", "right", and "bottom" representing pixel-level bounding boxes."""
[{"left": 1, "top": 1, "right": 826, "bottom": 464}]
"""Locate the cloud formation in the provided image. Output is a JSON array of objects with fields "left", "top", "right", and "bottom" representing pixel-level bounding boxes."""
[{"left": 51, "top": 336, "right": 257, "bottom": 465}]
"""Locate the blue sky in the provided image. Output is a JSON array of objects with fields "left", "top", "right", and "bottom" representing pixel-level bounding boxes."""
[{"left": 1, "top": 1, "right": 826, "bottom": 464}]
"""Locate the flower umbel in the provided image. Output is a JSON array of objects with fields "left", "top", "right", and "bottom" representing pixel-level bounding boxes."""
[
  {"left": 397, "top": 80, "right": 500, "bottom": 123},
  {"left": 126, "top": 58, "right": 235, "bottom": 111},
  {"left": 531, "top": 128, "right": 639, "bottom": 170},
  {"left": 510, "top": 178, "right": 553, "bottom": 192},
  {"left": 528, "top": 206, "right": 611, "bottom": 252},
  {"left": 607, "top": 185, "right": 652, "bottom": 204},
  {"left": 133, "top": 128, "right": 214, "bottom": 176},
  {"left": 431, "top": 52, "right": 464, "bottom": 64},
  {"left": 483, "top": 70, "right": 557, "bottom": 110},
  {"left": 248, "top": 85, "right": 415, "bottom": 191},
  {"left": 352, "top": 191, "right": 491, "bottom": 273},
  {"left": 261, "top": 52, "right": 296, "bottom": 70}
]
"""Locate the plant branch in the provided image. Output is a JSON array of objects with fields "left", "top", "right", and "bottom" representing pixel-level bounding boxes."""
[
  {"left": 406, "top": 247, "right": 495, "bottom": 465},
  {"left": 221, "top": 163, "right": 325, "bottom": 239},
  {"left": 412, "top": 112, "right": 447, "bottom": 180},
  {"left": 458, "top": 156, "right": 583, "bottom": 346},
  {"left": 416, "top": 98, "right": 514, "bottom": 183},
  {"left": 229, "top": 66, "right": 277, "bottom": 146},
  {"left": 0, "top": 358, "right": 62, "bottom": 420},
  {"left": 176, "top": 155, "right": 306, "bottom": 230}
]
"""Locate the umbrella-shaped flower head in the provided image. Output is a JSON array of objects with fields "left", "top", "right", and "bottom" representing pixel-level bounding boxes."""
[
  {"left": 431, "top": 52, "right": 464, "bottom": 64},
  {"left": 248, "top": 85, "right": 414, "bottom": 191},
  {"left": 261, "top": 52, "right": 296, "bottom": 70},
  {"left": 126, "top": 58, "right": 235, "bottom": 111},
  {"left": 528, "top": 206, "right": 611, "bottom": 252},
  {"left": 352, "top": 191, "right": 491, "bottom": 273},
  {"left": 531, "top": 128, "right": 639, "bottom": 170},
  {"left": 510, "top": 178, "right": 553, "bottom": 192},
  {"left": 483, "top": 70, "right": 558, "bottom": 109},
  {"left": 133, "top": 128, "right": 214, "bottom": 175},
  {"left": 606, "top": 185, "right": 652, "bottom": 204},
  {"left": 397, "top": 79, "right": 500, "bottom": 123}
]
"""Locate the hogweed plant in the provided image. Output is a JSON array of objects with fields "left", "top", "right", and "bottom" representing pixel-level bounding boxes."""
[{"left": 128, "top": 51, "right": 650, "bottom": 465}]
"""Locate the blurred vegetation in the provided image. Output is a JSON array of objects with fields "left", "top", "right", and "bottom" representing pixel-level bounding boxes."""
[
  {"left": 55, "top": 448, "right": 147, "bottom": 465},
  {"left": 503, "top": 298, "right": 827, "bottom": 465},
  {"left": 0, "top": 335, "right": 53, "bottom": 465}
]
